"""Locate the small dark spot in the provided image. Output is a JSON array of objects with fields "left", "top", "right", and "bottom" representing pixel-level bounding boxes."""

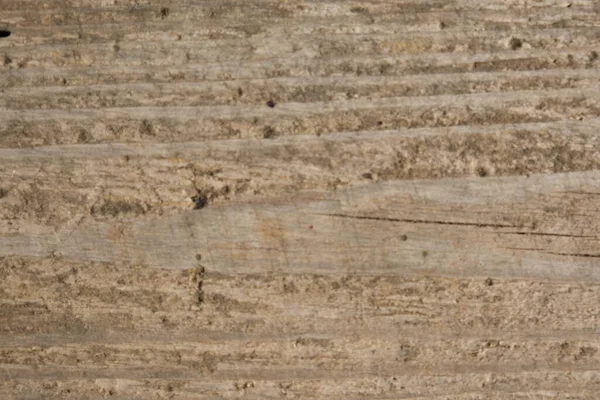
[
  {"left": 588, "top": 51, "right": 598, "bottom": 62},
  {"left": 350, "top": 6, "right": 369, "bottom": 13},
  {"left": 160, "top": 7, "right": 170, "bottom": 19},
  {"left": 530, "top": 220, "right": 538, "bottom": 230},
  {"left": 308, "top": 225, "right": 313, "bottom": 229},
  {"left": 3, "top": 54, "right": 11, "bottom": 65},
  {"left": 113, "top": 43, "right": 120, "bottom": 53},
  {"left": 62, "top": 78, "right": 68, "bottom": 85},
  {"left": 485, "top": 278, "right": 494, "bottom": 286},
  {"left": 122, "top": 155, "right": 130, "bottom": 162},
  {"left": 195, "top": 253, "right": 202, "bottom": 261},
  {"left": 77, "top": 129, "right": 92, "bottom": 143},
  {"left": 263, "top": 125, "right": 278, "bottom": 139},
  {"left": 191, "top": 194, "right": 209, "bottom": 210},
  {"left": 400, "top": 234, "right": 408, "bottom": 241},
  {"left": 422, "top": 250, "right": 428, "bottom": 257},
  {"left": 139, "top": 119, "right": 156, "bottom": 136},
  {"left": 196, "top": 290, "right": 204, "bottom": 304},
  {"left": 476, "top": 166, "right": 488, "bottom": 177},
  {"left": 362, "top": 172, "right": 373, "bottom": 180},
  {"left": 0, "top": 188, "right": 7, "bottom": 198},
  {"left": 266, "top": 100, "right": 276, "bottom": 108},
  {"left": 0, "top": 30, "right": 11, "bottom": 38},
  {"left": 377, "top": 121, "right": 383, "bottom": 126},
  {"left": 237, "top": 87, "right": 243, "bottom": 97},
  {"left": 92, "top": 199, "right": 145, "bottom": 217},
  {"left": 509, "top": 37, "right": 522, "bottom": 50}
]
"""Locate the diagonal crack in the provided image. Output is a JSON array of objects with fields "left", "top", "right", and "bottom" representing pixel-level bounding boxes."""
[
  {"left": 503, "top": 231, "right": 598, "bottom": 239},
  {"left": 312, "top": 213, "right": 516, "bottom": 229},
  {"left": 548, "top": 252, "right": 600, "bottom": 258},
  {"left": 503, "top": 247, "right": 545, "bottom": 251}
]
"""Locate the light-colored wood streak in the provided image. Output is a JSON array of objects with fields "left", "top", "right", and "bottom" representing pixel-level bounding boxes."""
[{"left": 1, "top": 0, "right": 599, "bottom": 399}]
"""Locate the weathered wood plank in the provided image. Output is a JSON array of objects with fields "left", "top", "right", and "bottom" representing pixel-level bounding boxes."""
[
  {"left": 2, "top": 170, "right": 599, "bottom": 281},
  {"left": 1, "top": 0, "right": 600, "bottom": 398}
]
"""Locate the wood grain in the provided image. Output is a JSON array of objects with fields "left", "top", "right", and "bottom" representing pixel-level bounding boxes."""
[{"left": 1, "top": 0, "right": 599, "bottom": 399}]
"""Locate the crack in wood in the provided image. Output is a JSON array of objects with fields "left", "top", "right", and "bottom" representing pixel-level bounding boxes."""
[
  {"left": 313, "top": 213, "right": 516, "bottom": 229},
  {"left": 503, "top": 247, "right": 544, "bottom": 251},
  {"left": 548, "top": 252, "right": 600, "bottom": 258},
  {"left": 503, "top": 231, "right": 598, "bottom": 239}
]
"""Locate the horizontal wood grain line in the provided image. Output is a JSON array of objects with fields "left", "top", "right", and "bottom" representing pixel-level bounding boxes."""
[
  {"left": 1, "top": 117, "right": 598, "bottom": 161},
  {"left": 4, "top": 26, "right": 598, "bottom": 50},
  {"left": 1, "top": 325, "right": 597, "bottom": 347},
  {"left": 1, "top": 85, "right": 598, "bottom": 121},
  {"left": 2, "top": 71, "right": 596, "bottom": 112},
  {"left": 5, "top": 16, "right": 597, "bottom": 42},
  {"left": 1, "top": 363, "right": 598, "bottom": 382},
  {"left": 4, "top": 67, "right": 597, "bottom": 94},
  {"left": 0, "top": 0, "right": 592, "bottom": 15},
  {"left": 2, "top": 46, "right": 595, "bottom": 82}
]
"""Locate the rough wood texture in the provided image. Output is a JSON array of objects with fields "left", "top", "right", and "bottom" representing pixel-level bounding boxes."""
[{"left": 1, "top": 1, "right": 600, "bottom": 399}]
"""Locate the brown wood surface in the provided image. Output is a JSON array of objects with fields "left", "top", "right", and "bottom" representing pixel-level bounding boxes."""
[{"left": 1, "top": 1, "right": 599, "bottom": 399}]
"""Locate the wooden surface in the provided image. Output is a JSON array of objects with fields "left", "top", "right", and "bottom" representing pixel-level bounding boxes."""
[{"left": 1, "top": 1, "right": 600, "bottom": 399}]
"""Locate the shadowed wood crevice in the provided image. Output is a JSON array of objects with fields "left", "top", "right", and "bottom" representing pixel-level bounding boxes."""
[{"left": 311, "top": 212, "right": 518, "bottom": 228}]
